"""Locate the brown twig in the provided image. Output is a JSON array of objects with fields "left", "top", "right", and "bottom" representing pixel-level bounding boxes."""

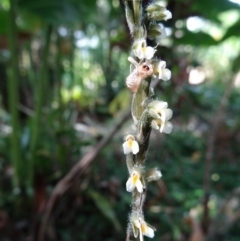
[{"left": 38, "top": 110, "right": 131, "bottom": 241}]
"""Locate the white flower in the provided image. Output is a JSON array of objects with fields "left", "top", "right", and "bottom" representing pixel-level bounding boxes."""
[
  {"left": 151, "top": 119, "right": 173, "bottom": 134},
  {"left": 157, "top": 25, "right": 168, "bottom": 39},
  {"left": 126, "top": 170, "right": 143, "bottom": 193},
  {"left": 163, "top": 9, "right": 172, "bottom": 21},
  {"left": 146, "top": 5, "right": 172, "bottom": 21},
  {"left": 156, "top": 60, "right": 171, "bottom": 81},
  {"left": 148, "top": 100, "right": 173, "bottom": 122},
  {"left": 122, "top": 135, "right": 139, "bottom": 155},
  {"left": 133, "top": 39, "right": 155, "bottom": 60},
  {"left": 132, "top": 217, "right": 155, "bottom": 241},
  {"left": 148, "top": 100, "right": 173, "bottom": 134}
]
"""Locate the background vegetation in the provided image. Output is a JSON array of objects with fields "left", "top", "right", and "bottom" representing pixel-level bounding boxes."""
[{"left": 0, "top": 0, "right": 240, "bottom": 240}]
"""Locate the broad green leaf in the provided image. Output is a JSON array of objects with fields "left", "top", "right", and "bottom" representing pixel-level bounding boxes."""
[
  {"left": 192, "top": 0, "right": 238, "bottom": 22},
  {"left": 220, "top": 19, "right": 240, "bottom": 42}
]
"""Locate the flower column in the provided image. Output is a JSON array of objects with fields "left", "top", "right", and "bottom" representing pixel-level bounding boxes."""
[{"left": 122, "top": 1, "right": 173, "bottom": 241}]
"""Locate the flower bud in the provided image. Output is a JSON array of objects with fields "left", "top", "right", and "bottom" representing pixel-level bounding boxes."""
[
  {"left": 145, "top": 168, "right": 162, "bottom": 182},
  {"left": 148, "top": 24, "right": 167, "bottom": 39},
  {"left": 146, "top": 4, "right": 166, "bottom": 13},
  {"left": 130, "top": 214, "right": 156, "bottom": 241},
  {"left": 147, "top": 5, "right": 172, "bottom": 22}
]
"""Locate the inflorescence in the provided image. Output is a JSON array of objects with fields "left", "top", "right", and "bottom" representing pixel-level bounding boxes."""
[{"left": 122, "top": 1, "right": 173, "bottom": 240}]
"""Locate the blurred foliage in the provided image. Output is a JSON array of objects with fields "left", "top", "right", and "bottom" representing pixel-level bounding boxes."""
[{"left": 0, "top": 0, "right": 240, "bottom": 240}]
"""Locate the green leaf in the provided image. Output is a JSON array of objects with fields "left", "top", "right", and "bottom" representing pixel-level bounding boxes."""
[
  {"left": 174, "top": 29, "right": 217, "bottom": 46},
  {"left": 88, "top": 189, "right": 122, "bottom": 232},
  {"left": 220, "top": 19, "right": 240, "bottom": 42},
  {"left": 0, "top": 10, "right": 8, "bottom": 34},
  {"left": 232, "top": 53, "right": 240, "bottom": 73},
  {"left": 109, "top": 89, "right": 131, "bottom": 115},
  {"left": 192, "top": 0, "right": 238, "bottom": 23},
  {"left": 17, "top": 0, "right": 80, "bottom": 25}
]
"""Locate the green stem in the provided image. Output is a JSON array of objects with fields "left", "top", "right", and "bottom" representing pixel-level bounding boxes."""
[
  {"left": 133, "top": 0, "right": 140, "bottom": 26},
  {"left": 26, "top": 40, "right": 36, "bottom": 89},
  {"left": 133, "top": 0, "right": 143, "bottom": 39},
  {"left": 130, "top": 71, "right": 152, "bottom": 238},
  {"left": 69, "top": 29, "right": 75, "bottom": 87},
  {"left": 131, "top": 77, "right": 151, "bottom": 122},
  {"left": 55, "top": 31, "right": 63, "bottom": 105},
  {"left": 123, "top": 0, "right": 135, "bottom": 36},
  {"left": 136, "top": 109, "right": 152, "bottom": 165},
  {"left": 30, "top": 25, "right": 52, "bottom": 182},
  {"left": 126, "top": 153, "right": 134, "bottom": 174},
  {"left": 7, "top": 0, "right": 20, "bottom": 187}
]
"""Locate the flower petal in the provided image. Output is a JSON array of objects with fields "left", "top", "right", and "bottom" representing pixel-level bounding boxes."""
[
  {"left": 122, "top": 142, "right": 131, "bottom": 154},
  {"left": 132, "top": 222, "right": 139, "bottom": 238},
  {"left": 151, "top": 120, "right": 159, "bottom": 129},
  {"left": 126, "top": 177, "right": 134, "bottom": 192},
  {"left": 144, "top": 226, "right": 155, "bottom": 238},
  {"left": 163, "top": 10, "right": 172, "bottom": 21},
  {"left": 155, "top": 100, "right": 168, "bottom": 110},
  {"left": 163, "top": 108, "right": 173, "bottom": 121},
  {"left": 145, "top": 46, "right": 155, "bottom": 59},
  {"left": 156, "top": 170, "right": 162, "bottom": 179},
  {"left": 158, "top": 60, "right": 166, "bottom": 69},
  {"left": 159, "top": 26, "right": 167, "bottom": 38},
  {"left": 162, "top": 68, "right": 171, "bottom": 81},
  {"left": 127, "top": 56, "right": 138, "bottom": 66},
  {"left": 139, "top": 226, "right": 144, "bottom": 241},
  {"left": 135, "top": 179, "right": 143, "bottom": 193},
  {"left": 160, "top": 109, "right": 166, "bottom": 122},
  {"left": 133, "top": 218, "right": 141, "bottom": 229},
  {"left": 131, "top": 141, "right": 139, "bottom": 154},
  {"left": 160, "top": 121, "right": 173, "bottom": 134},
  {"left": 135, "top": 47, "right": 144, "bottom": 59},
  {"left": 160, "top": 108, "right": 173, "bottom": 122},
  {"left": 148, "top": 109, "right": 161, "bottom": 119}
]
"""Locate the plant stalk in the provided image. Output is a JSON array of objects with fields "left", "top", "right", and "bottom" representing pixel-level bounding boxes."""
[
  {"left": 30, "top": 25, "right": 52, "bottom": 183},
  {"left": 7, "top": 0, "right": 20, "bottom": 187}
]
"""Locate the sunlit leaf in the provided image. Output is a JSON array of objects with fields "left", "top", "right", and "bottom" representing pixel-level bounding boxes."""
[
  {"left": 174, "top": 29, "right": 217, "bottom": 46},
  {"left": 220, "top": 19, "right": 240, "bottom": 42}
]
